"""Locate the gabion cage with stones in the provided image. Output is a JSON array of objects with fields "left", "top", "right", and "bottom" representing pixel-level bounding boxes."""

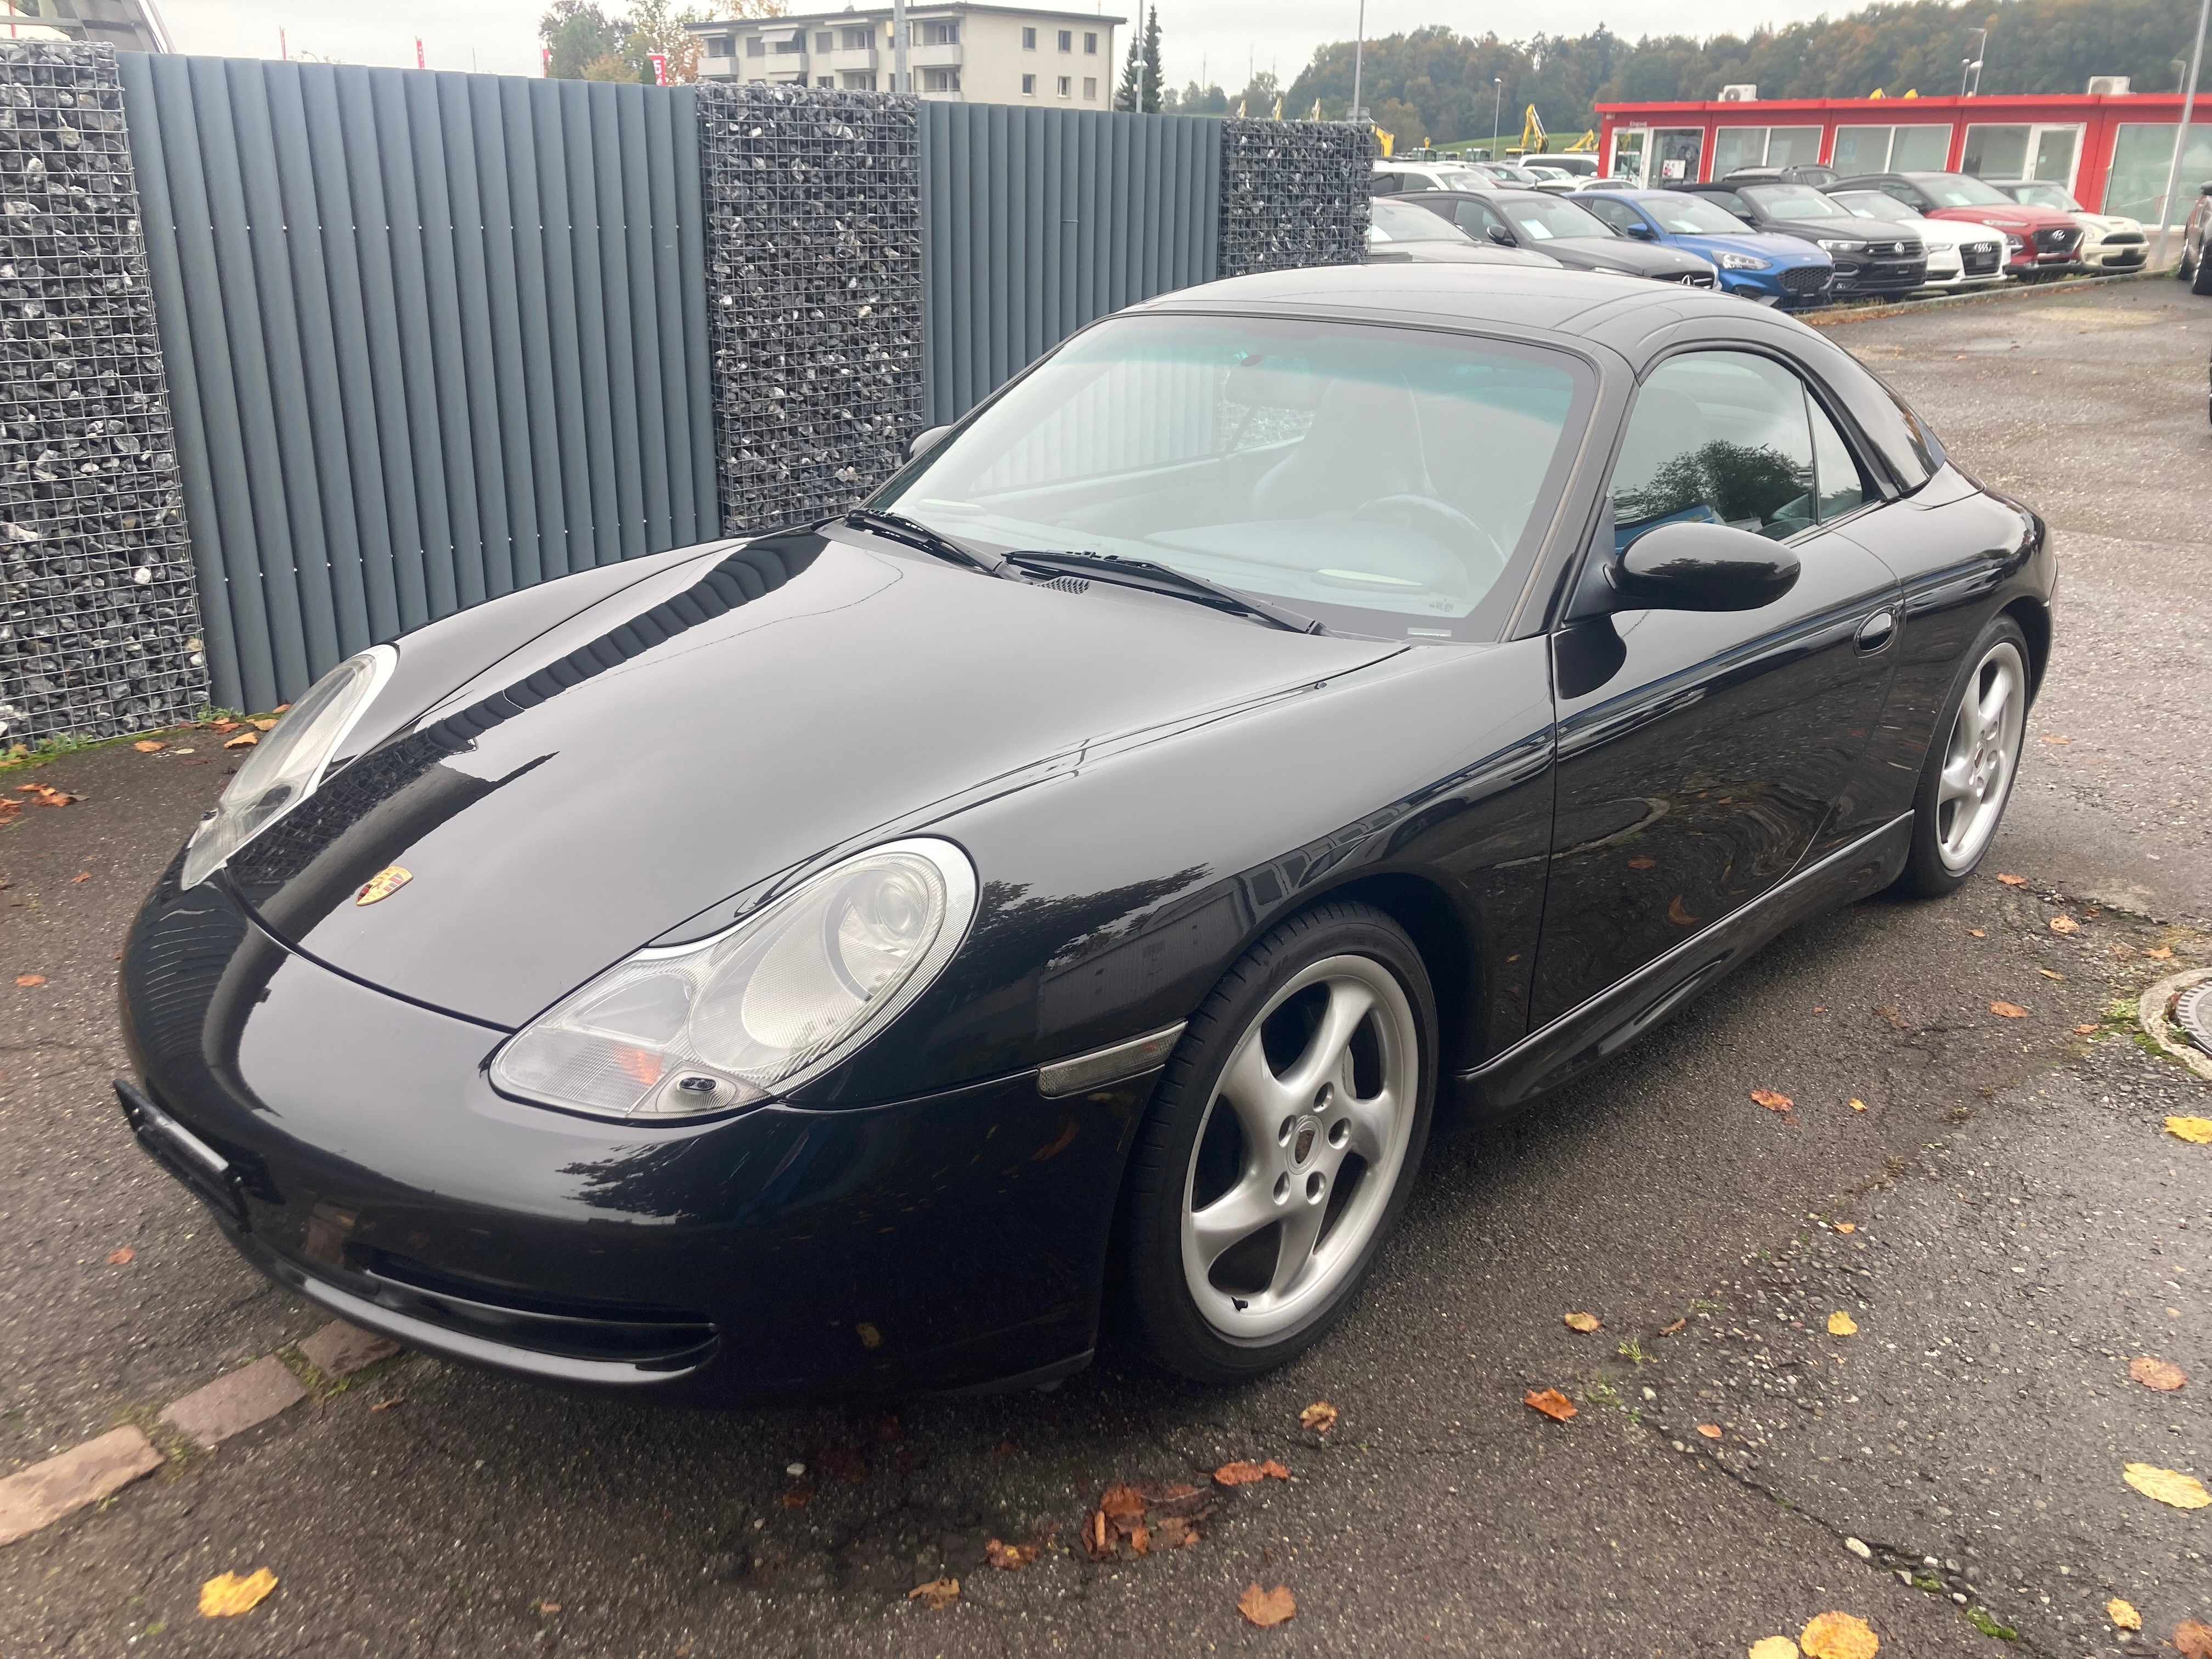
[
  {"left": 0, "top": 42, "right": 202, "bottom": 747},
  {"left": 696, "top": 84, "right": 924, "bottom": 535},
  {"left": 1218, "top": 120, "right": 1374, "bottom": 281}
]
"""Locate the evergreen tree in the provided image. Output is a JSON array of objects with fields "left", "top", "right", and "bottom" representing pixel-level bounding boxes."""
[
  {"left": 1141, "top": 7, "right": 1164, "bottom": 114},
  {"left": 1115, "top": 27, "right": 1144, "bottom": 110}
]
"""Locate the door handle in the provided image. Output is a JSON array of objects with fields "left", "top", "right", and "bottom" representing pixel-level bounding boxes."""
[{"left": 1855, "top": 608, "right": 1898, "bottom": 654}]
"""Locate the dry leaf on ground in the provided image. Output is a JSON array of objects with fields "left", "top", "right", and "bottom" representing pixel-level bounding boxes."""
[
  {"left": 1627, "top": 856, "right": 1657, "bottom": 869},
  {"left": 1833, "top": 1222, "right": 1856, "bottom": 1234},
  {"left": 1298, "top": 1401, "right": 1338, "bottom": 1433},
  {"left": 368, "top": 1397, "right": 403, "bottom": 1412},
  {"left": 1749, "top": 1640, "right": 1801, "bottom": 1659},
  {"left": 2049, "top": 915, "right": 2079, "bottom": 933},
  {"left": 1968, "top": 928, "right": 1986, "bottom": 938},
  {"left": 199, "top": 1570, "right": 278, "bottom": 1618},
  {"left": 21, "top": 783, "right": 73, "bottom": 805},
  {"left": 1563, "top": 1311, "right": 1601, "bottom": 1333},
  {"left": 105, "top": 1246, "right": 133, "bottom": 1265},
  {"left": 1661, "top": 1317, "right": 1686, "bottom": 1335},
  {"left": 1751, "top": 1088, "right": 1793, "bottom": 1113},
  {"left": 2124, "top": 1463, "right": 2210, "bottom": 1508},
  {"left": 1099, "top": 1482, "right": 1147, "bottom": 1520},
  {"left": 1827, "top": 1311, "right": 1859, "bottom": 1337},
  {"left": 2130, "top": 1356, "right": 2187, "bottom": 1391},
  {"left": 2106, "top": 1599, "right": 2141, "bottom": 1631},
  {"left": 1237, "top": 1583, "right": 1296, "bottom": 1628},
  {"left": 2073, "top": 1023, "right": 2099, "bottom": 1034},
  {"left": 2147, "top": 945, "right": 2175, "bottom": 960},
  {"left": 1214, "top": 1459, "right": 1290, "bottom": 1486},
  {"left": 2175, "top": 1618, "right": 2212, "bottom": 1659},
  {"left": 132, "top": 740, "right": 165, "bottom": 752},
  {"left": 1995, "top": 873, "right": 2027, "bottom": 885},
  {"left": 1696, "top": 1423, "right": 1722, "bottom": 1439},
  {"left": 250, "top": 718, "right": 277, "bottom": 731},
  {"left": 1990, "top": 1001, "right": 2028, "bottom": 1019},
  {"left": 1848, "top": 1098, "right": 1867, "bottom": 1111},
  {"left": 907, "top": 1577, "right": 959, "bottom": 1610},
  {"left": 778, "top": 1488, "right": 813, "bottom": 1509},
  {"left": 224, "top": 732, "right": 258, "bottom": 748},
  {"left": 984, "top": 1539, "right": 1039, "bottom": 1570},
  {"left": 1523, "top": 1387, "right": 1576, "bottom": 1422},
  {"left": 2164, "top": 1116, "right": 2212, "bottom": 1146},
  {"left": 14, "top": 973, "right": 45, "bottom": 987},
  {"left": 1798, "top": 1610, "right": 1879, "bottom": 1659}
]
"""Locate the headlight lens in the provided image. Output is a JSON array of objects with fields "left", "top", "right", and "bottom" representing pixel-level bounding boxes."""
[
  {"left": 180, "top": 646, "right": 395, "bottom": 889},
  {"left": 1718, "top": 252, "right": 1771, "bottom": 270},
  {"left": 491, "top": 838, "right": 978, "bottom": 1121},
  {"left": 1815, "top": 238, "right": 1866, "bottom": 253},
  {"left": 2005, "top": 233, "right": 2027, "bottom": 251}
]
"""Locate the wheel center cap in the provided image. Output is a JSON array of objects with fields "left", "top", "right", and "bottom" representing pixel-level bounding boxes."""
[{"left": 1291, "top": 1115, "right": 1321, "bottom": 1166}]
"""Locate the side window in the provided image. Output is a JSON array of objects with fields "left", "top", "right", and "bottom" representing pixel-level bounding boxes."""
[
  {"left": 1454, "top": 200, "right": 1508, "bottom": 240},
  {"left": 1583, "top": 198, "right": 1643, "bottom": 234},
  {"left": 1398, "top": 172, "right": 1433, "bottom": 191},
  {"left": 1807, "top": 395, "right": 1870, "bottom": 519},
  {"left": 1703, "top": 189, "right": 1749, "bottom": 217},
  {"left": 1370, "top": 174, "right": 1400, "bottom": 195},
  {"left": 1609, "top": 352, "right": 1815, "bottom": 546},
  {"left": 1880, "top": 182, "right": 1920, "bottom": 206}
]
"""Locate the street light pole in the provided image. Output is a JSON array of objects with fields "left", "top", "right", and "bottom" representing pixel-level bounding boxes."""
[
  {"left": 1491, "top": 75, "right": 1502, "bottom": 160},
  {"left": 2154, "top": 0, "right": 2210, "bottom": 266},
  {"left": 1962, "top": 27, "right": 1987, "bottom": 96},
  {"left": 1350, "top": 0, "right": 1365, "bottom": 121},
  {"left": 891, "top": 0, "right": 909, "bottom": 94}
]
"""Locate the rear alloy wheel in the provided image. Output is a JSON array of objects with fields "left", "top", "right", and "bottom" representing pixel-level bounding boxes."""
[
  {"left": 1898, "top": 618, "right": 2030, "bottom": 896},
  {"left": 1119, "top": 902, "right": 1435, "bottom": 1382}
]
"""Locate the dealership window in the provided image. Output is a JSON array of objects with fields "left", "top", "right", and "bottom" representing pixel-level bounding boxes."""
[
  {"left": 1831, "top": 123, "right": 1949, "bottom": 174},
  {"left": 744, "top": 35, "right": 764, "bottom": 56},
  {"left": 1022, "top": 25, "right": 1036, "bottom": 48},
  {"left": 1962, "top": 123, "right": 2082, "bottom": 188},
  {"left": 1084, "top": 32, "right": 1098, "bottom": 52},
  {"left": 1022, "top": 72, "right": 1036, "bottom": 95},
  {"left": 2106, "top": 122, "right": 2212, "bottom": 224},
  {"left": 1058, "top": 74, "right": 1071, "bottom": 96},
  {"left": 1711, "top": 125, "right": 1823, "bottom": 176},
  {"left": 923, "top": 66, "right": 961, "bottom": 92},
  {"left": 842, "top": 25, "right": 871, "bottom": 49},
  {"left": 1083, "top": 76, "right": 1097, "bottom": 99},
  {"left": 706, "top": 35, "right": 733, "bottom": 57}
]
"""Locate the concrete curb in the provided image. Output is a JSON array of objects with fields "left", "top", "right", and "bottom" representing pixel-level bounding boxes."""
[
  {"left": 2138, "top": 967, "right": 2212, "bottom": 1086},
  {"left": 1805, "top": 267, "right": 2168, "bottom": 329}
]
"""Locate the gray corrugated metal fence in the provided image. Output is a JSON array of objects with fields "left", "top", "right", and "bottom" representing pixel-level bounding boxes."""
[
  {"left": 918, "top": 104, "right": 1219, "bottom": 426},
  {"left": 118, "top": 55, "right": 715, "bottom": 712}
]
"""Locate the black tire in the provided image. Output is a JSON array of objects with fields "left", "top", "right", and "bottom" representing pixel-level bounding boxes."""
[
  {"left": 2193, "top": 250, "right": 2212, "bottom": 296},
  {"left": 1118, "top": 900, "right": 1438, "bottom": 1384},
  {"left": 1895, "top": 615, "right": 2032, "bottom": 898},
  {"left": 2179, "top": 245, "right": 2197, "bottom": 281}
]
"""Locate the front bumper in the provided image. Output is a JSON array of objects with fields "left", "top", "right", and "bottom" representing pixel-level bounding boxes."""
[
  {"left": 1830, "top": 255, "right": 1928, "bottom": 296},
  {"left": 1717, "top": 267, "right": 1832, "bottom": 309},
  {"left": 118, "top": 871, "right": 1152, "bottom": 1402}
]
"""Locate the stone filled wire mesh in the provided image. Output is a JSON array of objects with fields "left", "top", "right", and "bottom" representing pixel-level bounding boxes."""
[
  {"left": 696, "top": 84, "right": 923, "bottom": 535},
  {"left": 1218, "top": 120, "right": 1375, "bottom": 281},
  {"left": 0, "top": 42, "right": 203, "bottom": 746}
]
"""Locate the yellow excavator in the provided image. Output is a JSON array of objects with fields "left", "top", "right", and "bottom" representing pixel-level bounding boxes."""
[{"left": 1508, "top": 106, "right": 1598, "bottom": 160}]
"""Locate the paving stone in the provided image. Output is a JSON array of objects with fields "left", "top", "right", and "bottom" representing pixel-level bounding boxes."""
[
  {"left": 0, "top": 1426, "right": 162, "bottom": 1545},
  {"left": 297, "top": 1321, "right": 401, "bottom": 1380},
  {"left": 159, "top": 1356, "right": 307, "bottom": 1449}
]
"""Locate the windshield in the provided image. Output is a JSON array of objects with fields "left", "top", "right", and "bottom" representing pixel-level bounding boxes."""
[
  {"left": 2007, "top": 180, "right": 2080, "bottom": 211},
  {"left": 1498, "top": 195, "right": 1614, "bottom": 239},
  {"left": 1485, "top": 166, "right": 1541, "bottom": 184},
  {"left": 1644, "top": 192, "right": 1753, "bottom": 234},
  {"left": 1434, "top": 167, "right": 1497, "bottom": 190},
  {"left": 1367, "top": 197, "right": 1470, "bottom": 243},
  {"left": 1912, "top": 172, "right": 2011, "bottom": 206},
  {"left": 873, "top": 314, "right": 1593, "bottom": 641},
  {"left": 1832, "top": 191, "right": 1915, "bottom": 224},
  {"left": 1740, "top": 183, "right": 1851, "bottom": 218}
]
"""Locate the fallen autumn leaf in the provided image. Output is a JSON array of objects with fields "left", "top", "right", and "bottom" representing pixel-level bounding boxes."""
[
  {"left": 1213, "top": 1459, "right": 1289, "bottom": 1486},
  {"left": 1563, "top": 1311, "right": 1601, "bottom": 1333},
  {"left": 984, "top": 1538, "right": 1039, "bottom": 1570},
  {"left": 1751, "top": 1088, "right": 1793, "bottom": 1113},
  {"left": 2175, "top": 1618, "right": 2212, "bottom": 1659},
  {"left": 14, "top": 973, "right": 45, "bottom": 987},
  {"left": 223, "top": 732, "right": 258, "bottom": 748},
  {"left": 105, "top": 1246, "right": 133, "bottom": 1265},
  {"left": 2129, "top": 1357, "right": 2186, "bottom": 1391},
  {"left": 1523, "top": 1388, "right": 1576, "bottom": 1422},
  {"left": 132, "top": 740, "right": 164, "bottom": 752},
  {"left": 1827, "top": 1311, "right": 1859, "bottom": 1337},
  {"left": 2107, "top": 1599, "right": 2141, "bottom": 1631},
  {"left": 1298, "top": 1401, "right": 1338, "bottom": 1434},
  {"left": 1237, "top": 1583, "right": 1296, "bottom": 1628},
  {"left": 199, "top": 1569, "right": 278, "bottom": 1618},
  {"left": 1696, "top": 1423, "right": 1722, "bottom": 1438},
  {"left": 907, "top": 1577, "right": 959, "bottom": 1610},
  {"left": 2049, "top": 915, "right": 2079, "bottom": 933},
  {"left": 1995, "top": 873, "right": 2027, "bottom": 885},
  {"left": 2123, "top": 1462, "right": 2210, "bottom": 1509},
  {"left": 1798, "top": 1610, "right": 1879, "bottom": 1659},
  {"left": 2146, "top": 945, "right": 2175, "bottom": 960},
  {"left": 1748, "top": 1639, "right": 1802, "bottom": 1659},
  {"left": 1834, "top": 1222, "right": 1855, "bottom": 1234},
  {"left": 1848, "top": 1098, "right": 1867, "bottom": 1111},
  {"left": 1990, "top": 1001, "right": 2028, "bottom": 1019},
  {"left": 2164, "top": 1116, "right": 2212, "bottom": 1146}
]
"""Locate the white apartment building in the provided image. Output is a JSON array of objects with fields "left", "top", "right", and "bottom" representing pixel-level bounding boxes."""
[{"left": 686, "top": 4, "right": 1123, "bottom": 106}]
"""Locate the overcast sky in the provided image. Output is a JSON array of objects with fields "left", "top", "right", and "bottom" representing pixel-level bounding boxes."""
[{"left": 157, "top": 0, "right": 1844, "bottom": 86}]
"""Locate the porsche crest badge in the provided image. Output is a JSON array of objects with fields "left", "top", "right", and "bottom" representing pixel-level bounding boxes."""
[{"left": 356, "top": 866, "right": 413, "bottom": 906}]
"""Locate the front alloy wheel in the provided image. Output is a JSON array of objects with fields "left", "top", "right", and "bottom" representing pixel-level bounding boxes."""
[
  {"left": 1898, "top": 616, "right": 2032, "bottom": 895},
  {"left": 1120, "top": 901, "right": 1436, "bottom": 1381}
]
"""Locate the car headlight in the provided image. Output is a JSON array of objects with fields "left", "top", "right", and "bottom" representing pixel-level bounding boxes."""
[
  {"left": 491, "top": 839, "right": 978, "bottom": 1121},
  {"left": 1815, "top": 238, "right": 1866, "bottom": 253},
  {"left": 2004, "top": 233, "right": 2027, "bottom": 251},
  {"left": 1718, "top": 252, "right": 1771, "bottom": 270},
  {"left": 180, "top": 646, "right": 396, "bottom": 889}
]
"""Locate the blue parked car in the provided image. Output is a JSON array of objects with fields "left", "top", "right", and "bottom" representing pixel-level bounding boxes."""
[{"left": 1577, "top": 189, "right": 1835, "bottom": 309}]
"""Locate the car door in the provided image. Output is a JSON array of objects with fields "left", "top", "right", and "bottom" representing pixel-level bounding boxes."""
[
  {"left": 1443, "top": 195, "right": 1516, "bottom": 247},
  {"left": 1530, "top": 346, "right": 1903, "bottom": 1025}
]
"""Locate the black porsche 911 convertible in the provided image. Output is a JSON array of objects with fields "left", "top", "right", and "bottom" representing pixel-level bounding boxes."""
[{"left": 119, "top": 265, "right": 2051, "bottom": 1402}]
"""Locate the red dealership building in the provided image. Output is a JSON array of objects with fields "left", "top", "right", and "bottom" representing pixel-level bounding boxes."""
[{"left": 1593, "top": 91, "right": 2212, "bottom": 225}]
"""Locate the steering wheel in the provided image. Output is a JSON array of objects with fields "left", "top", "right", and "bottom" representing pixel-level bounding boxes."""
[{"left": 1355, "top": 493, "right": 1509, "bottom": 583}]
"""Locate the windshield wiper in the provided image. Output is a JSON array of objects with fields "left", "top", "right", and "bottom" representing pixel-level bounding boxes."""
[
  {"left": 1004, "top": 550, "right": 1325, "bottom": 635},
  {"left": 840, "top": 508, "right": 1007, "bottom": 575}
]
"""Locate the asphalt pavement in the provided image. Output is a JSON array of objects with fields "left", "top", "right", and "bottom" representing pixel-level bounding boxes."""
[{"left": 2, "top": 277, "right": 2207, "bottom": 1657}]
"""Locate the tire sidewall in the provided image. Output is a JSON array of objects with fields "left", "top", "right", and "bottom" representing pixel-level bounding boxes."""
[
  {"left": 1899, "top": 614, "right": 2030, "bottom": 897},
  {"left": 1119, "top": 901, "right": 1438, "bottom": 1384}
]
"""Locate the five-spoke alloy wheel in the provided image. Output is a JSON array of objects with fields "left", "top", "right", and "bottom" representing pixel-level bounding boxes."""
[
  {"left": 1900, "top": 615, "right": 2033, "bottom": 895},
  {"left": 1120, "top": 901, "right": 1436, "bottom": 1381}
]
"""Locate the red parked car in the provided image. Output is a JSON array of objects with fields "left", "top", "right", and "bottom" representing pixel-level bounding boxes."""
[{"left": 1827, "top": 171, "right": 2083, "bottom": 279}]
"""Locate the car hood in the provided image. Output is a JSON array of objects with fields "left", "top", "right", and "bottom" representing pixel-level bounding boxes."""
[
  {"left": 2075, "top": 212, "right": 2142, "bottom": 235},
  {"left": 1758, "top": 212, "right": 1920, "bottom": 244},
  {"left": 1371, "top": 241, "right": 1562, "bottom": 267},
  {"left": 1539, "top": 236, "right": 1712, "bottom": 276},
  {"left": 220, "top": 533, "right": 1403, "bottom": 1027},
  {"left": 1924, "top": 204, "right": 2068, "bottom": 233},
  {"left": 1906, "top": 217, "right": 2001, "bottom": 249},
  {"left": 1674, "top": 230, "right": 1827, "bottom": 265}
]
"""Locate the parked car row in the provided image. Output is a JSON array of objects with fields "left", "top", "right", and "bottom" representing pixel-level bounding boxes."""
[{"left": 1371, "top": 157, "right": 2167, "bottom": 306}]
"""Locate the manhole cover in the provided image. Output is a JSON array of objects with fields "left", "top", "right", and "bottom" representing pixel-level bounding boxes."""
[{"left": 2175, "top": 983, "right": 2212, "bottom": 1059}]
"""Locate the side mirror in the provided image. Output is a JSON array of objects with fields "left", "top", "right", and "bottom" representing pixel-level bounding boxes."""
[
  {"left": 1485, "top": 224, "right": 1516, "bottom": 246},
  {"left": 1623, "top": 221, "right": 1658, "bottom": 240},
  {"left": 1611, "top": 520, "right": 1801, "bottom": 611},
  {"left": 908, "top": 424, "right": 952, "bottom": 461}
]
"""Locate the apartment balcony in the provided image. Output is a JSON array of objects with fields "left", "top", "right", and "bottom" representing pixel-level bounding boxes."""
[
  {"left": 910, "top": 41, "right": 964, "bottom": 67},
  {"left": 820, "top": 46, "right": 878, "bottom": 72}
]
